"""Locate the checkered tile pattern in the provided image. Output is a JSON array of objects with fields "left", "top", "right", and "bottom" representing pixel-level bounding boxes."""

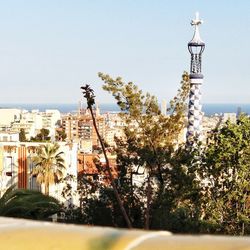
[{"left": 186, "top": 82, "right": 203, "bottom": 144}]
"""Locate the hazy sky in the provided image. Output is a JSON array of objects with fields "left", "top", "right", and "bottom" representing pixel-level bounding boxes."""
[{"left": 0, "top": 0, "right": 250, "bottom": 104}]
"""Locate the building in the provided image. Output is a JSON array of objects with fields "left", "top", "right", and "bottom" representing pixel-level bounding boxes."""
[
  {"left": 0, "top": 108, "right": 21, "bottom": 129},
  {"left": 62, "top": 111, "right": 106, "bottom": 147},
  {"left": 62, "top": 114, "right": 79, "bottom": 141},
  {"left": 161, "top": 99, "right": 167, "bottom": 116},
  {"left": 222, "top": 113, "right": 237, "bottom": 123},
  {"left": 11, "top": 116, "right": 37, "bottom": 140},
  {"left": 78, "top": 151, "right": 118, "bottom": 185},
  {"left": 0, "top": 131, "right": 19, "bottom": 142},
  {"left": 41, "top": 110, "right": 61, "bottom": 139},
  {"left": 5, "top": 109, "right": 61, "bottom": 141},
  {"left": 0, "top": 141, "right": 78, "bottom": 206}
]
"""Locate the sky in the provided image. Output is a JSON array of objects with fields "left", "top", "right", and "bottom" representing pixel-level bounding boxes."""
[{"left": 0, "top": 0, "right": 250, "bottom": 104}]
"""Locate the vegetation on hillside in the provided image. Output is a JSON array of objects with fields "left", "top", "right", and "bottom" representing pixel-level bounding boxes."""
[{"left": 75, "top": 72, "right": 250, "bottom": 235}]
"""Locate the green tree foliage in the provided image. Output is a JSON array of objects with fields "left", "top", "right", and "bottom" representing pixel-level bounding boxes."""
[
  {"left": 0, "top": 186, "right": 61, "bottom": 220},
  {"left": 77, "top": 72, "right": 191, "bottom": 230},
  {"left": 201, "top": 115, "right": 250, "bottom": 235},
  {"left": 100, "top": 71, "right": 190, "bottom": 186},
  {"left": 31, "top": 128, "right": 51, "bottom": 142},
  {"left": 32, "top": 143, "right": 65, "bottom": 195},
  {"left": 55, "top": 129, "right": 67, "bottom": 141},
  {"left": 19, "top": 128, "right": 27, "bottom": 142},
  {"left": 76, "top": 73, "right": 249, "bottom": 235},
  {"left": 101, "top": 72, "right": 190, "bottom": 228}
]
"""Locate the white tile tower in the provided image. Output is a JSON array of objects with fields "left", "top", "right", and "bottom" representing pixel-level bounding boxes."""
[{"left": 186, "top": 12, "right": 205, "bottom": 145}]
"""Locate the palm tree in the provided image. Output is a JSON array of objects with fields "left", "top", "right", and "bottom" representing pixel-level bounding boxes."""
[
  {"left": 32, "top": 143, "right": 65, "bottom": 195},
  {"left": 0, "top": 185, "right": 62, "bottom": 220}
]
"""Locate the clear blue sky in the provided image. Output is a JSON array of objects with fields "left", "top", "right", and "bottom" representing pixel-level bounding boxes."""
[{"left": 0, "top": 0, "right": 250, "bottom": 104}]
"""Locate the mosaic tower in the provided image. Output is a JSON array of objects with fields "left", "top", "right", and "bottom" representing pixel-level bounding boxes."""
[{"left": 186, "top": 12, "right": 205, "bottom": 145}]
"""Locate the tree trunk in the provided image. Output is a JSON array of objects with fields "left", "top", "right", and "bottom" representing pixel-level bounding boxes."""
[
  {"left": 45, "top": 182, "right": 49, "bottom": 196},
  {"left": 89, "top": 106, "right": 133, "bottom": 229},
  {"left": 241, "top": 202, "right": 245, "bottom": 235},
  {"left": 145, "top": 175, "right": 151, "bottom": 230}
]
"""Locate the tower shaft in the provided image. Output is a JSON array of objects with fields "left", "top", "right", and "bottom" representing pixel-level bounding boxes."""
[
  {"left": 186, "top": 12, "right": 205, "bottom": 145},
  {"left": 187, "top": 77, "right": 203, "bottom": 144}
]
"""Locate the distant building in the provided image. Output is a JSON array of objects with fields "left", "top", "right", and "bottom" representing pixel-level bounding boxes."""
[
  {"left": 237, "top": 107, "right": 242, "bottom": 118},
  {"left": 222, "top": 113, "right": 237, "bottom": 123},
  {"left": 0, "top": 141, "right": 78, "bottom": 206},
  {"left": 41, "top": 110, "right": 61, "bottom": 139},
  {"left": 161, "top": 99, "right": 167, "bottom": 116},
  {"left": 62, "top": 114, "right": 79, "bottom": 141},
  {"left": 79, "top": 139, "right": 92, "bottom": 153},
  {"left": 11, "top": 116, "right": 37, "bottom": 140},
  {"left": 3, "top": 110, "right": 61, "bottom": 140},
  {"left": 0, "top": 108, "right": 21, "bottom": 128},
  {"left": 62, "top": 110, "right": 106, "bottom": 147},
  {"left": 0, "top": 131, "right": 19, "bottom": 142}
]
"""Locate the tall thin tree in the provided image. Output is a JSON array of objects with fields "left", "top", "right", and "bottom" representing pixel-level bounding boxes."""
[{"left": 81, "top": 84, "right": 132, "bottom": 228}]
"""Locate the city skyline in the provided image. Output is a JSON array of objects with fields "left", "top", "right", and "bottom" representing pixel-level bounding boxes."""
[{"left": 0, "top": 1, "right": 250, "bottom": 104}]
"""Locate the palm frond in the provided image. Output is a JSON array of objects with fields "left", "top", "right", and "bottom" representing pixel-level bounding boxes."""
[{"left": 0, "top": 186, "right": 62, "bottom": 219}]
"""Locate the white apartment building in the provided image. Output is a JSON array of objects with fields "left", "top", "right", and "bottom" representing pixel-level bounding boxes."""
[
  {"left": 105, "top": 127, "right": 124, "bottom": 146},
  {"left": 0, "top": 132, "right": 19, "bottom": 142},
  {"left": 11, "top": 119, "right": 37, "bottom": 140},
  {"left": 0, "top": 109, "right": 21, "bottom": 128},
  {"left": 42, "top": 110, "right": 61, "bottom": 139},
  {"left": 9, "top": 109, "right": 61, "bottom": 140}
]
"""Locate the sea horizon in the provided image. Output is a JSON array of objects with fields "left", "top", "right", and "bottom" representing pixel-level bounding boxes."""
[{"left": 0, "top": 103, "right": 250, "bottom": 116}]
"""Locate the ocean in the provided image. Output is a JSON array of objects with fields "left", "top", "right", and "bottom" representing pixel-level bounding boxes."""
[{"left": 0, "top": 103, "right": 249, "bottom": 116}]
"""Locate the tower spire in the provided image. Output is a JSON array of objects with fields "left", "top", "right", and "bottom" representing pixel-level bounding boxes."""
[
  {"left": 190, "top": 12, "right": 204, "bottom": 46},
  {"left": 186, "top": 12, "right": 205, "bottom": 145}
]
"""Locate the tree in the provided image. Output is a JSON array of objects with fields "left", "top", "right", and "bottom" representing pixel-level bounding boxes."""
[
  {"left": 19, "top": 128, "right": 27, "bottom": 142},
  {"left": 100, "top": 71, "right": 189, "bottom": 183},
  {"left": 31, "top": 128, "right": 51, "bottom": 142},
  {"left": 32, "top": 143, "right": 65, "bottom": 196},
  {"left": 76, "top": 72, "right": 191, "bottom": 229},
  {"left": 202, "top": 115, "right": 250, "bottom": 235},
  {"left": 0, "top": 185, "right": 61, "bottom": 220},
  {"left": 149, "top": 144, "right": 205, "bottom": 233},
  {"left": 55, "top": 129, "right": 67, "bottom": 141},
  {"left": 99, "top": 71, "right": 190, "bottom": 228},
  {"left": 81, "top": 84, "right": 133, "bottom": 228}
]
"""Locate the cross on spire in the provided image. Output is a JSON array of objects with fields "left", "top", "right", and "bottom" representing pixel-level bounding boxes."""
[
  {"left": 189, "top": 12, "right": 204, "bottom": 45},
  {"left": 191, "top": 12, "right": 203, "bottom": 26}
]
